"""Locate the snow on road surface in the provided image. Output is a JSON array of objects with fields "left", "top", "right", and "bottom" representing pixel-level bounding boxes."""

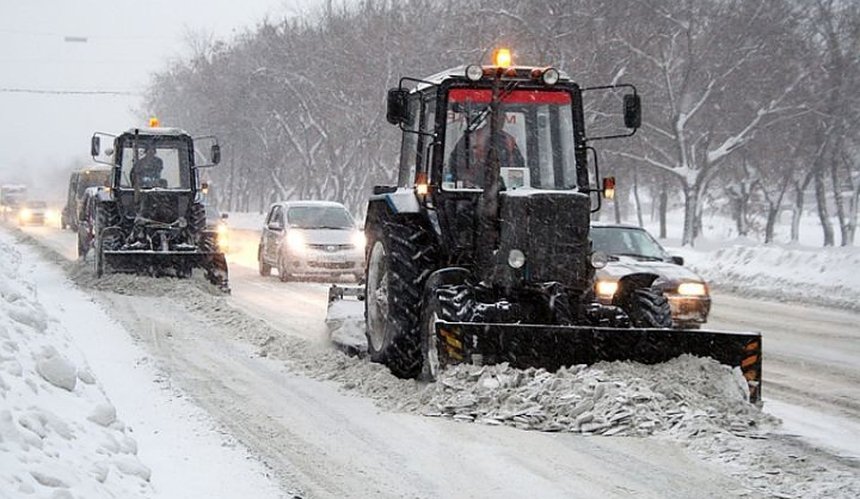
[
  {"left": 5, "top": 223, "right": 860, "bottom": 498},
  {"left": 0, "top": 228, "right": 283, "bottom": 498}
]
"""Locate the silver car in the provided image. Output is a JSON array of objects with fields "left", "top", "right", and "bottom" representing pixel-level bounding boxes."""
[{"left": 257, "top": 201, "right": 365, "bottom": 282}]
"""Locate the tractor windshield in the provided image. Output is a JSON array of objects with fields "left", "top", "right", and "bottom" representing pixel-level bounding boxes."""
[
  {"left": 443, "top": 88, "right": 578, "bottom": 191},
  {"left": 117, "top": 138, "right": 191, "bottom": 190}
]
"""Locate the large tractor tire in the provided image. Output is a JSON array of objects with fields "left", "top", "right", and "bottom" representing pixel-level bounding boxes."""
[
  {"left": 365, "top": 218, "right": 436, "bottom": 379},
  {"left": 620, "top": 288, "right": 672, "bottom": 328},
  {"left": 93, "top": 202, "right": 121, "bottom": 278},
  {"left": 420, "top": 283, "right": 473, "bottom": 381}
]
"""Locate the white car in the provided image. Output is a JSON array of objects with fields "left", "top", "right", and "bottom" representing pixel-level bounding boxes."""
[{"left": 257, "top": 201, "right": 365, "bottom": 282}]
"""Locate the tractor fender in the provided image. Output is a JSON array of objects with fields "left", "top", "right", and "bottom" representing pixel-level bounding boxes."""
[
  {"left": 369, "top": 187, "right": 420, "bottom": 214},
  {"left": 613, "top": 272, "right": 662, "bottom": 299}
]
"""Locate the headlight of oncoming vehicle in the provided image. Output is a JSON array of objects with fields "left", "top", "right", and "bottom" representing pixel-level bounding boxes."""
[
  {"left": 595, "top": 280, "right": 618, "bottom": 299},
  {"left": 677, "top": 282, "right": 707, "bottom": 296},
  {"left": 286, "top": 231, "right": 306, "bottom": 253},
  {"left": 351, "top": 230, "right": 366, "bottom": 250},
  {"left": 19, "top": 208, "right": 32, "bottom": 221}
]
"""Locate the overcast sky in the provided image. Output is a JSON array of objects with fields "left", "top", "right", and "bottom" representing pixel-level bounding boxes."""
[{"left": 0, "top": 0, "right": 322, "bottom": 199}]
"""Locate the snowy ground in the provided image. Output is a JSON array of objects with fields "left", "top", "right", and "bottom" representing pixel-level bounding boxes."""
[
  {"left": 0, "top": 229, "right": 283, "bottom": 498},
  {"left": 2, "top": 220, "right": 859, "bottom": 498}
]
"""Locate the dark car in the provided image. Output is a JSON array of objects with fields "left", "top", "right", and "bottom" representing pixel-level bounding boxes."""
[
  {"left": 62, "top": 167, "right": 112, "bottom": 230},
  {"left": 590, "top": 223, "right": 711, "bottom": 328}
]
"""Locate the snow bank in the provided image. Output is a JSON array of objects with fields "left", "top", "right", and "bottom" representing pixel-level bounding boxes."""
[
  {"left": 0, "top": 238, "right": 153, "bottom": 498},
  {"left": 671, "top": 242, "right": 860, "bottom": 311}
]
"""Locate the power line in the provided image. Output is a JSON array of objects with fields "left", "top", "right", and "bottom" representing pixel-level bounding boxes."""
[{"left": 0, "top": 87, "right": 140, "bottom": 96}]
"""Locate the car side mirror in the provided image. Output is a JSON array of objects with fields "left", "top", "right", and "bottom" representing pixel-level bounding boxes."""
[
  {"left": 221, "top": 213, "right": 228, "bottom": 220},
  {"left": 386, "top": 88, "right": 409, "bottom": 125},
  {"left": 670, "top": 255, "right": 684, "bottom": 266},
  {"left": 268, "top": 221, "right": 283, "bottom": 231},
  {"left": 91, "top": 136, "right": 100, "bottom": 156},
  {"left": 623, "top": 94, "right": 641, "bottom": 129},
  {"left": 211, "top": 144, "right": 221, "bottom": 165}
]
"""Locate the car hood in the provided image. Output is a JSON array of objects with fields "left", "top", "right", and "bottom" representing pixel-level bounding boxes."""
[
  {"left": 596, "top": 255, "right": 704, "bottom": 285},
  {"left": 291, "top": 228, "right": 356, "bottom": 245}
]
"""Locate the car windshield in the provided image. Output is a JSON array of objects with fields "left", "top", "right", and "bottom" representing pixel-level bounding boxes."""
[
  {"left": 443, "top": 88, "right": 578, "bottom": 191},
  {"left": 287, "top": 206, "right": 354, "bottom": 229},
  {"left": 591, "top": 227, "right": 668, "bottom": 260},
  {"left": 26, "top": 201, "right": 46, "bottom": 209}
]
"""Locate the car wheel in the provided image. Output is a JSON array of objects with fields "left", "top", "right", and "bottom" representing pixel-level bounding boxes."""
[
  {"left": 278, "top": 255, "right": 291, "bottom": 282},
  {"left": 258, "top": 246, "right": 271, "bottom": 277}
]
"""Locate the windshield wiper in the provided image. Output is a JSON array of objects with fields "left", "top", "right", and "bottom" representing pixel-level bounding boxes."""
[
  {"left": 464, "top": 81, "right": 521, "bottom": 133},
  {"left": 613, "top": 252, "right": 664, "bottom": 261}
]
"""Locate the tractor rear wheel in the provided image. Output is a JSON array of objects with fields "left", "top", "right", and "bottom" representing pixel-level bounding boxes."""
[
  {"left": 621, "top": 288, "right": 672, "bottom": 328},
  {"left": 365, "top": 219, "right": 435, "bottom": 379}
]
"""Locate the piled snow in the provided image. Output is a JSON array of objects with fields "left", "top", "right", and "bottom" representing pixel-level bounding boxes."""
[
  {"left": 670, "top": 242, "right": 860, "bottom": 311},
  {"left": 0, "top": 238, "right": 153, "bottom": 497}
]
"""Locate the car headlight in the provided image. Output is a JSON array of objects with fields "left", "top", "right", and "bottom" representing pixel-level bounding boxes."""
[
  {"left": 286, "top": 231, "right": 306, "bottom": 253},
  {"left": 19, "top": 208, "right": 32, "bottom": 221},
  {"left": 595, "top": 280, "right": 618, "bottom": 299},
  {"left": 351, "top": 231, "right": 366, "bottom": 250},
  {"left": 677, "top": 282, "right": 707, "bottom": 296}
]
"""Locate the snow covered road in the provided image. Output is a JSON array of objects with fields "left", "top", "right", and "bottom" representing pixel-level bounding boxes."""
[{"left": 6, "top": 223, "right": 860, "bottom": 498}]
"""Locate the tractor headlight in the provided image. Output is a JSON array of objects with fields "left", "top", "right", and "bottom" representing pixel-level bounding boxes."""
[
  {"left": 507, "top": 249, "right": 526, "bottom": 269},
  {"left": 286, "top": 231, "right": 306, "bottom": 253},
  {"left": 465, "top": 65, "right": 484, "bottom": 82},
  {"left": 595, "top": 280, "right": 618, "bottom": 299},
  {"left": 542, "top": 68, "right": 560, "bottom": 85},
  {"left": 677, "top": 282, "right": 707, "bottom": 296},
  {"left": 590, "top": 251, "right": 609, "bottom": 269}
]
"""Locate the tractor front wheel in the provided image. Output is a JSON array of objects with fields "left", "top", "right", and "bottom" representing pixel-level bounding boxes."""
[
  {"left": 365, "top": 219, "right": 435, "bottom": 379},
  {"left": 620, "top": 288, "right": 672, "bottom": 328}
]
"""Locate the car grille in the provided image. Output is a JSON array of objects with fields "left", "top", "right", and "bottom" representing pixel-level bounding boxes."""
[
  {"left": 308, "top": 243, "right": 355, "bottom": 252},
  {"left": 308, "top": 261, "right": 356, "bottom": 269}
]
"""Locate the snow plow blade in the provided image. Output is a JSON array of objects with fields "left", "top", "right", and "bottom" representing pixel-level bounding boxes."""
[
  {"left": 326, "top": 284, "right": 367, "bottom": 355},
  {"left": 101, "top": 250, "right": 230, "bottom": 291},
  {"left": 435, "top": 322, "right": 762, "bottom": 404}
]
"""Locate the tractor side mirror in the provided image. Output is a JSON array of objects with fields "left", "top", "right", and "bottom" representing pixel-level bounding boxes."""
[
  {"left": 210, "top": 144, "right": 221, "bottom": 165},
  {"left": 386, "top": 88, "right": 409, "bottom": 125},
  {"left": 91, "top": 136, "right": 100, "bottom": 156},
  {"left": 623, "top": 94, "right": 641, "bottom": 129}
]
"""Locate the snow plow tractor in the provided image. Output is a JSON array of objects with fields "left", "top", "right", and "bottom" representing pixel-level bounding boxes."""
[
  {"left": 85, "top": 120, "right": 229, "bottom": 291},
  {"left": 331, "top": 50, "right": 762, "bottom": 404}
]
